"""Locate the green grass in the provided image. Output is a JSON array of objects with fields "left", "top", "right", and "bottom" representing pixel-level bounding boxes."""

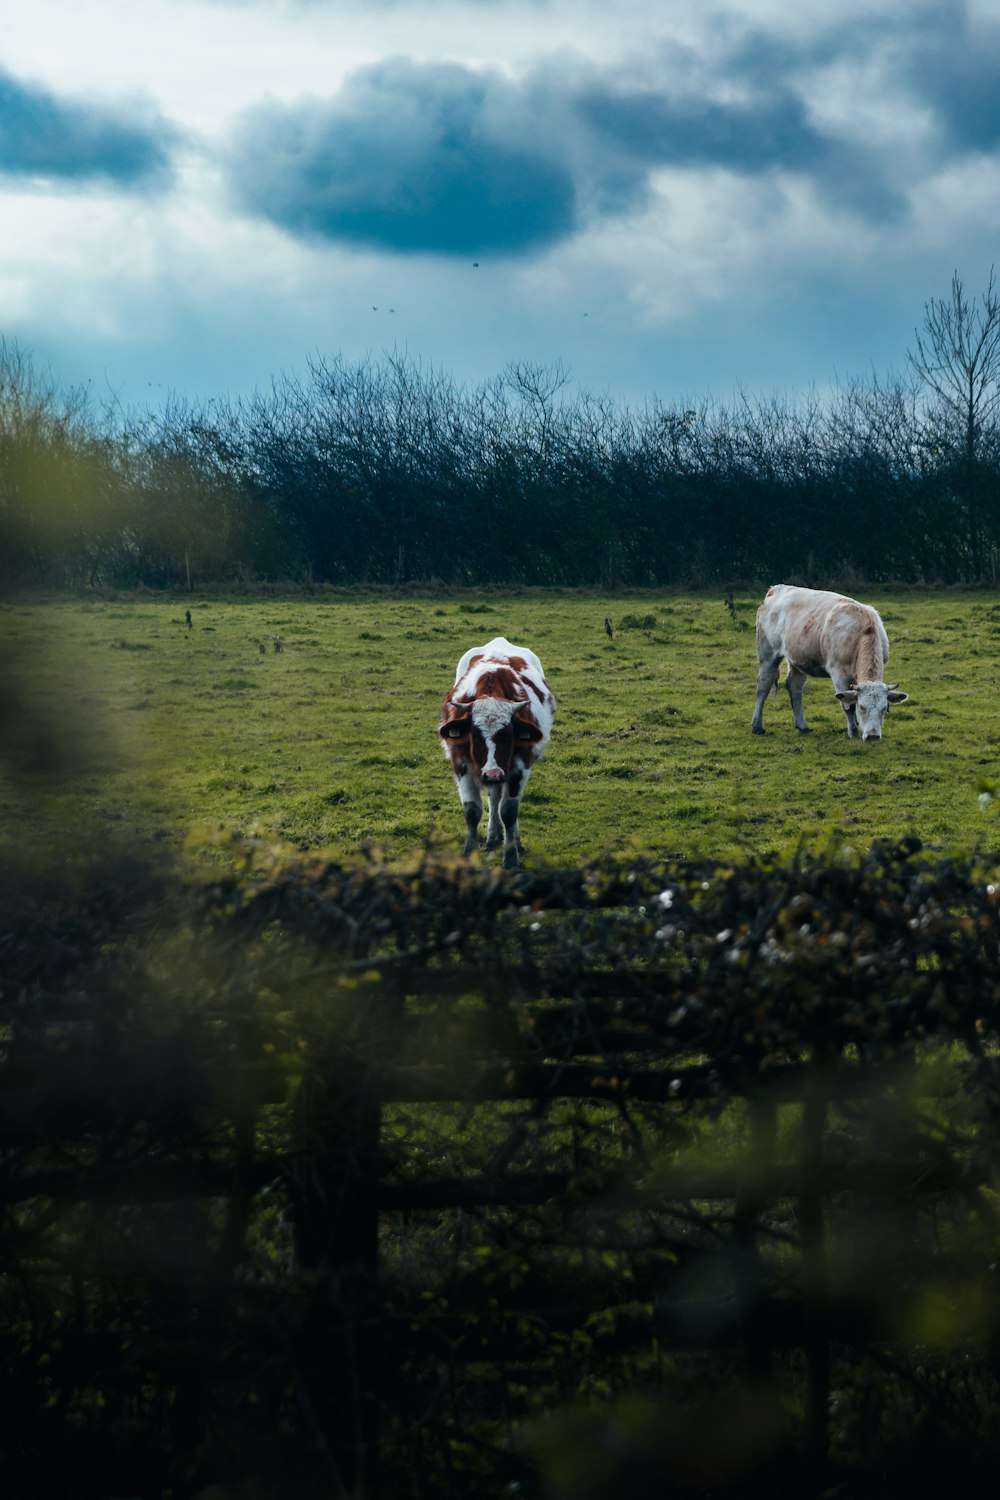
[{"left": 3, "top": 586, "right": 999, "bottom": 867}]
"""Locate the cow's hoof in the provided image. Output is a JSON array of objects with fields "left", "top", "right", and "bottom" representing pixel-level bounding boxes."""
[
  {"left": 502, "top": 849, "right": 520, "bottom": 870},
  {"left": 484, "top": 834, "right": 502, "bottom": 852},
  {"left": 463, "top": 838, "right": 480, "bottom": 855},
  {"left": 751, "top": 724, "right": 766, "bottom": 735},
  {"left": 795, "top": 726, "right": 812, "bottom": 734}
]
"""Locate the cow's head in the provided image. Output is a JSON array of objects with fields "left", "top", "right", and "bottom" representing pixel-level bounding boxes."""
[
  {"left": 835, "top": 680, "right": 908, "bottom": 740},
  {"left": 439, "top": 697, "right": 542, "bottom": 783}
]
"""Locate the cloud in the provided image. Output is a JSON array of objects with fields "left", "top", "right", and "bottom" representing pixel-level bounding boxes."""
[
  {"left": 574, "top": 74, "right": 905, "bottom": 221},
  {"left": 226, "top": 59, "right": 577, "bottom": 256},
  {"left": 225, "top": 28, "right": 922, "bottom": 266},
  {"left": 726, "top": 7, "right": 1000, "bottom": 166},
  {"left": 0, "top": 67, "right": 173, "bottom": 186},
  {"left": 903, "top": 12, "right": 1000, "bottom": 153},
  {"left": 577, "top": 83, "right": 821, "bottom": 173}
]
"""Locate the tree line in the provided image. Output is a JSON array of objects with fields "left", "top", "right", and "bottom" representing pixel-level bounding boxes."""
[{"left": 3, "top": 272, "right": 999, "bottom": 590}]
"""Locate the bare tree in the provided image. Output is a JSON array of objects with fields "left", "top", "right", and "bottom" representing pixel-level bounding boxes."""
[{"left": 908, "top": 268, "right": 1000, "bottom": 577}]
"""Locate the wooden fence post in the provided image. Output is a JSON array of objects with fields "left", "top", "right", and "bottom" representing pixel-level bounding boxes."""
[
  {"left": 733, "top": 1090, "right": 778, "bottom": 1379},
  {"left": 289, "top": 1049, "right": 382, "bottom": 1497},
  {"left": 800, "top": 1060, "right": 831, "bottom": 1485}
]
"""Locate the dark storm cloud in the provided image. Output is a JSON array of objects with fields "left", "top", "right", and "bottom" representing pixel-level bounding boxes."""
[
  {"left": 0, "top": 68, "right": 173, "bottom": 186},
  {"left": 577, "top": 86, "right": 823, "bottom": 174},
  {"left": 903, "top": 13, "right": 1000, "bottom": 153},
  {"left": 226, "top": 60, "right": 577, "bottom": 255},
  {"left": 573, "top": 76, "right": 903, "bottom": 220},
  {"left": 728, "top": 6, "right": 1000, "bottom": 160},
  {"left": 226, "top": 10, "right": 985, "bottom": 263}
]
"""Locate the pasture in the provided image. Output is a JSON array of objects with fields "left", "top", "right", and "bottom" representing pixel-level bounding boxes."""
[{"left": 3, "top": 585, "right": 999, "bottom": 866}]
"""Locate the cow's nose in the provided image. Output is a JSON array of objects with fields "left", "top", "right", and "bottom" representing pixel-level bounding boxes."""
[
  {"left": 482, "top": 769, "right": 505, "bottom": 783},
  {"left": 862, "top": 731, "right": 881, "bottom": 741}
]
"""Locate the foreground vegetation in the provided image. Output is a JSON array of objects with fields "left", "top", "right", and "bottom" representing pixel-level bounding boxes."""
[
  {"left": 3, "top": 586, "right": 997, "bottom": 868},
  {"left": 3, "top": 833, "right": 1000, "bottom": 1498}
]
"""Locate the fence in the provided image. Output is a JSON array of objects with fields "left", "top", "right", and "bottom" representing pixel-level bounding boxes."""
[{"left": 3, "top": 839, "right": 1000, "bottom": 1497}]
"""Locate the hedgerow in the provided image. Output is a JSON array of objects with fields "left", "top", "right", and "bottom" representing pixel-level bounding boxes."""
[{"left": 3, "top": 836, "right": 1000, "bottom": 1496}]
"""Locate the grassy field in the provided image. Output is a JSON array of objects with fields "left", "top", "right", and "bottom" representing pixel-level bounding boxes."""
[{"left": 4, "top": 585, "right": 999, "bottom": 868}]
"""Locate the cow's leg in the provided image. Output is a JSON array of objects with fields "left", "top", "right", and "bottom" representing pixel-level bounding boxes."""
[
  {"left": 455, "top": 769, "right": 483, "bottom": 854},
  {"left": 497, "top": 770, "right": 530, "bottom": 867},
  {"left": 484, "top": 782, "right": 505, "bottom": 851},
  {"left": 500, "top": 793, "right": 522, "bottom": 869},
  {"left": 785, "top": 663, "right": 811, "bottom": 732},
  {"left": 751, "top": 653, "right": 782, "bottom": 734}
]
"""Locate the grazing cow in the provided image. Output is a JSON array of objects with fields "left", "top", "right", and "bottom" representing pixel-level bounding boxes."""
[
  {"left": 752, "top": 584, "right": 908, "bottom": 740},
  {"left": 439, "top": 637, "right": 555, "bottom": 867}
]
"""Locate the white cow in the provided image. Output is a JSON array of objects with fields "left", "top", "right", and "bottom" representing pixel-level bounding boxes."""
[{"left": 752, "top": 584, "right": 908, "bottom": 740}]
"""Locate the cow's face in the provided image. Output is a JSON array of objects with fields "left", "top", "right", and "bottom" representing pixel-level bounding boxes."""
[
  {"left": 440, "top": 698, "right": 542, "bottom": 783},
  {"left": 836, "top": 681, "right": 908, "bottom": 740}
]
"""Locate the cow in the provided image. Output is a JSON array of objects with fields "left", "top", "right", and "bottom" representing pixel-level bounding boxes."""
[
  {"left": 439, "top": 637, "right": 555, "bottom": 867},
  {"left": 751, "top": 584, "right": 908, "bottom": 740}
]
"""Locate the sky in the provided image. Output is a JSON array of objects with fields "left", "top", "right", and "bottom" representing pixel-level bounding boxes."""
[{"left": 2, "top": 0, "right": 1000, "bottom": 414}]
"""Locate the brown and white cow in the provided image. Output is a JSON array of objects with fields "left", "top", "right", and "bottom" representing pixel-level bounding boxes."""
[
  {"left": 752, "top": 584, "right": 908, "bottom": 740},
  {"left": 439, "top": 637, "right": 555, "bottom": 867}
]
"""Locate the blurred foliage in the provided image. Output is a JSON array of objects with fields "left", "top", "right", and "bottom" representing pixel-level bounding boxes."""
[{"left": 4, "top": 818, "right": 1000, "bottom": 1496}]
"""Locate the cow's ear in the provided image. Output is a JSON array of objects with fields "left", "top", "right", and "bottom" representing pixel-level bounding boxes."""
[
  {"left": 512, "top": 715, "right": 542, "bottom": 742},
  {"left": 440, "top": 719, "right": 470, "bottom": 740},
  {"left": 836, "top": 690, "right": 858, "bottom": 707},
  {"left": 887, "top": 690, "right": 908, "bottom": 704}
]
